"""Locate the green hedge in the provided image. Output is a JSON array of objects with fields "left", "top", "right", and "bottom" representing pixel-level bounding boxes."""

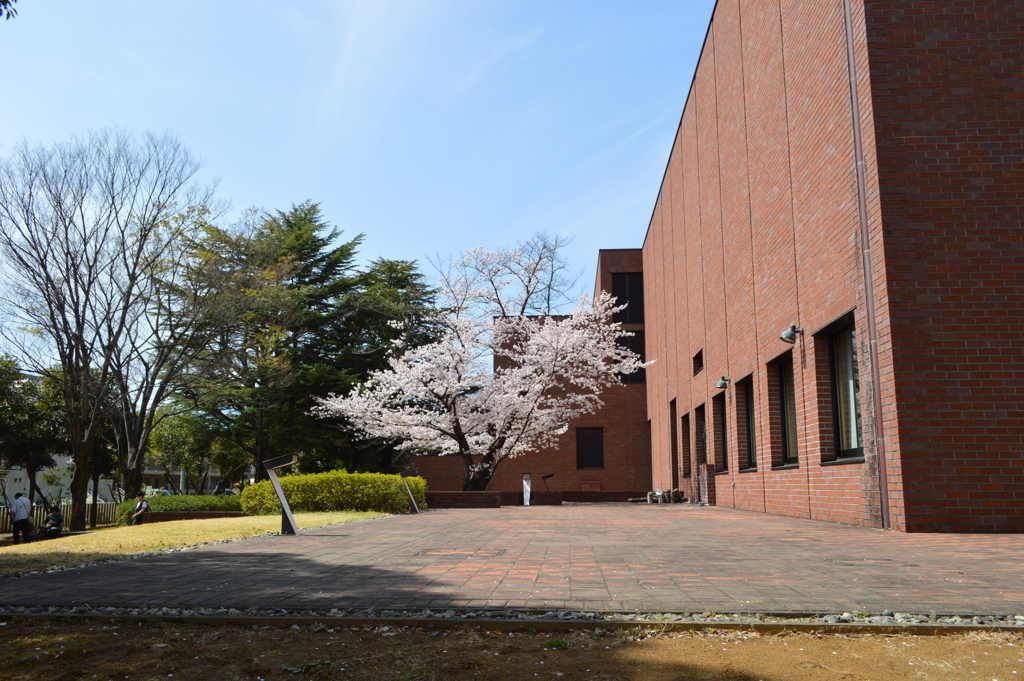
[
  {"left": 240, "top": 471, "right": 427, "bottom": 516},
  {"left": 116, "top": 494, "right": 243, "bottom": 526}
]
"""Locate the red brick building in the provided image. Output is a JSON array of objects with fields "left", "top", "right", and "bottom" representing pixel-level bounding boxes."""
[
  {"left": 415, "top": 249, "right": 652, "bottom": 496},
  {"left": 643, "top": 0, "right": 1023, "bottom": 531}
]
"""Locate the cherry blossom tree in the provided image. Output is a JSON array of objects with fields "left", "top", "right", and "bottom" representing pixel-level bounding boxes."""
[{"left": 313, "top": 234, "right": 644, "bottom": 490}]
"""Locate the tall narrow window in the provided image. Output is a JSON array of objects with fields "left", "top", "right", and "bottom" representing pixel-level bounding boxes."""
[
  {"left": 611, "top": 273, "right": 644, "bottom": 324},
  {"left": 681, "top": 413, "right": 692, "bottom": 477},
  {"left": 712, "top": 393, "right": 728, "bottom": 472},
  {"left": 736, "top": 376, "right": 756, "bottom": 469},
  {"left": 778, "top": 358, "right": 798, "bottom": 464},
  {"left": 669, "top": 399, "right": 679, "bottom": 487},
  {"left": 830, "top": 324, "right": 862, "bottom": 457},
  {"left": 618, "top": 331, "right": 646, "bottom": 383},
  {"left": 694, "top": 404, "right": 707, "bottom": 466},
  {"left": 576, "top": 428, "right": 604, "bottom": 469}
]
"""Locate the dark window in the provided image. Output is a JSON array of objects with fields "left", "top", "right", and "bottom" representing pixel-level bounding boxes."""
[
  {"left": 693, "top": 350, "right": 704, "bottom": 375},
  {"left": 778, "top": 358, "right": 798, "bottom": 465},
  {"left": 611, "top": 273, "right": 644, "bottom": 324},
  {"left": 713, "top": 393, "right": 728, "bottom": 472},
  {"left": 576, "top": 428, "right": 604, "bottom": 469},
  {"left": 681, "top": 413, "right": 692, "bottom": 477},
  {"left": 737, "top": 377, "right": 756, "bottom": 469},
  {"left": 669, "top": 399, "right": 679, "bottom": 487},
  {"left": 618, "top": 331, "right": 646, "bottom": 383},
  {"left": 829, "top": 324, "right": 862, "bottom": 457},
  {"left": 694, "top": 404, "right": 707, "bottom": 466}
]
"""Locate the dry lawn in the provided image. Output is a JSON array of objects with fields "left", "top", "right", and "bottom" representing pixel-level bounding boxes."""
[
  {"left": 0, "top": 512, "right": 387, "bottom": 577},
  {"left": 0, "top": 619, "right": 1021, "bottom": 680}
]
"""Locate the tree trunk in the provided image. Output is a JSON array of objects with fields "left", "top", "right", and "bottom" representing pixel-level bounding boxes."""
[
  {"left": 162, "top": 469, "right": 181, "bottom": 494},
  {"left": 463, "top": 474, "right": 492, "bottom": 491},
  {"left": 461, "top": 452, "right": 497, "bottom": 491},
  {"left": 123, "top": 466, "right": 144, "bottom": 499},
  {"left": 90, "top": 473, "right": 100, "bottom": 528},
  {"left": 68, "top": 450, "right": 93, "bottom": 532},
  {"left": 114, "top": 412, "right": 151, "bottom": 500},
  {"left": 26, "top": 467, "right": 44, "bottom": 504}
]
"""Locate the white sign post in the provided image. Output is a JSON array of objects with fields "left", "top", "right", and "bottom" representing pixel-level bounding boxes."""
[{"left": 523, "top": 473, "right": 531, "bottom": 506}]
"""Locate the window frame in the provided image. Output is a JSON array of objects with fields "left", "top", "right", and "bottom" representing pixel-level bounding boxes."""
[
  {"left": 575, "top": 427, "right": 605, "bottom": 470},
  {"left": 681, "top": 413, "right": 692, "bottom": 478},
  {"left": 712, "top": 392, "right": 728, "bottom": 473},
  {"left": 828, "top": 324, "right": 863, "bottom": 459},
  {"left": 777, "top": 356, "right": 799, "bottom": 466},
  {"left": 736, "top": 376, "right": 756, "bottom": 470},
  {"left": 669, "top": 399, "right": 679, "bottom": 487},
  {"left": 618, "top": 331, "right": 646, "bottom": 383},
  {"left": 694, "top": 403, "right": 707, "bottom": 466},
  {"left": 611, "top": 273, "right": 644, "bottom": 324}
]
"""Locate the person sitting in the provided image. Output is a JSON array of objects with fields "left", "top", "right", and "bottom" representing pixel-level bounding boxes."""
[{"left": 42, "top": 504, "right": 63, "bottom": 539}]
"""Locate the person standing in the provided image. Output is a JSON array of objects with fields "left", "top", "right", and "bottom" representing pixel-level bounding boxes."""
[
  {"left": 129, "top": 492, "right": 149, "bottom": 526},
  {"left": 10, "top": 492, "right": 32, "bottom": 544}
]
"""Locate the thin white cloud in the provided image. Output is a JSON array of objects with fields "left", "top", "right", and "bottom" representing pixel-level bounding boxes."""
[
  {"left": 311, "top": 0, "right": 436, "bottom": 145},
  {"left": 447, "top": 26, "right": 545, "bottom": 98}
]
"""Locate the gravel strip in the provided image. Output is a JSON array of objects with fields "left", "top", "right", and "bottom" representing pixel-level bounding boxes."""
[{"left": 2, "top": 604, "right": 1022, "bottom": 629}]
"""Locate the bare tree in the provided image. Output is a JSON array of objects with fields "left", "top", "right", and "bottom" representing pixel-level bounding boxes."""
[
  {"left": 430, "top": 232, "right": 581, "bottom": 318},
  {"left": 105, "top": 206, "right": 258, "bottom": 496},
  {"left": 0, "top": 130, "right": 215, "bottom": 530}
]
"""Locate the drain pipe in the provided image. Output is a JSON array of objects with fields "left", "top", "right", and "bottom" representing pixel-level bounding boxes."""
[{"left": 842, "top": 0, "right": 890, "bottom": 530}]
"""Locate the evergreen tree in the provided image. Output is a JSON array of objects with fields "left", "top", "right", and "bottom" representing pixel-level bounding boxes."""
[{"left": 187, "top": 202, "right": 437, "bottom": 477}]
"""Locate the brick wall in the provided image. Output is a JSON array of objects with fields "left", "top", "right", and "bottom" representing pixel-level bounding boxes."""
[
  {"left": 414, "top": 381, "right": 652, "bottom": 493},
  {"left": 863, "top": 0, "right": 1024, "bottom": 532},
  {"left": 644, "top": 0, "right": 881, "bottom": 528},
  {"left": 642, "top": 0, "right": 1023, "bottom": 532}
]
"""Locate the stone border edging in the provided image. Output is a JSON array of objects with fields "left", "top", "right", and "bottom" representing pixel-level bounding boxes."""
[{"left": 2, "top": 613, "right": 1023, "bottom": 637}]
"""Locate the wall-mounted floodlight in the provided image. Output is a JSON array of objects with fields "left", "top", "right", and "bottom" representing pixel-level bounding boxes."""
[
  {"left": 541, "top": 473, "right": 555, "bottom": 491},
  {"left": 400, "top": 468, "right": 420, "bottom": 514},
  {"left": 263, "top": 453, "right": 299, "bottom": 535},
  {"left": 716, "top": 376, "right": 731, "bottom": 389},
  {"left": 780, "top": 324, "right": 804, "bottom": 344}
]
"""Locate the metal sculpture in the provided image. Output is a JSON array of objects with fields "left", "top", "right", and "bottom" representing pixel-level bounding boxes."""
[{"left": 263, "top": 453, "right": 300, "bottom": 535}]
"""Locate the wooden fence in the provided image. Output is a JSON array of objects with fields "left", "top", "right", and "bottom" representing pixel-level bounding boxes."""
[{"left": 0, "top": 501, "right": 117, "bottom": 533}]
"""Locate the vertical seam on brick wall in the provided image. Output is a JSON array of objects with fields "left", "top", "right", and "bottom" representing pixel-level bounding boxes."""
[
  {"left": 711, "top": 25, "right": 733, "bottom": 488},
  {"left": 776, "top": 0, "right": 812, "bottom": 520},
  {"left": 677, "top": 126, "right": 690, "bottom": 490},
  {"left": 665, "top": 156, "right": 680, "bottom": 490},
  {"left": 695, "top": 77, "right": 708, "bottom": 402},
  {"left": 736, "top": 0, "right": 767, "bottom": 515},
  {"left": 842, "top": 0, "right": 889, "bottom": 530}
]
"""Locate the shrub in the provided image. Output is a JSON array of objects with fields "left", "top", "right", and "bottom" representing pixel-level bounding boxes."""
[
  {"left": 240, "top": 471, "right": 427, "bottom": 516},
  {"left": 116, "top": 494, "right": 243, "bottom": 526}
]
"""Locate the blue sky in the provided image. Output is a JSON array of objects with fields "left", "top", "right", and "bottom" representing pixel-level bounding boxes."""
[{"left": 1, "top": 0, "right": 715, "bottom": 301}]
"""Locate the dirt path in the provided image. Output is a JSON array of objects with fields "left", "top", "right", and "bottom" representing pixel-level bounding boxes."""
[{"left": 1, "top": 619, "right": 1021, "bottom": 680}]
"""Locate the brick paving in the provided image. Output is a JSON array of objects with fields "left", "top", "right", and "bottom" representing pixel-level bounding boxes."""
[{"left": 3, "top": 505, "right": 1023, "bottom": 615}]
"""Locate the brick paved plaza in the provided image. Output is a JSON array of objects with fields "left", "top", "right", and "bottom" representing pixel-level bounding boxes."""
[{"left": 3, "top": 505, "right": 1023, "bottom": 615}]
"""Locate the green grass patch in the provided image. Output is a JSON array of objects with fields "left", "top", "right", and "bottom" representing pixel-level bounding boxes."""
[{"left": 0, "top": 511, "right": 387, "bottom": 576}]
